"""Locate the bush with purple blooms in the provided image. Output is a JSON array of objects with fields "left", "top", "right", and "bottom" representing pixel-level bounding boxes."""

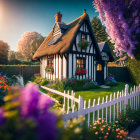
[
  {"left": 0, "top": 83, "right": 57, "bottom": 140},
  {"left": 104, "top": 75, "right": 117, "bottom": 86}
]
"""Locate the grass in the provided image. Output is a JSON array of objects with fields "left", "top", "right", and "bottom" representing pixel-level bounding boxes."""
[{"left": 75, "top": 82, "right": 134, "bottom": 104}]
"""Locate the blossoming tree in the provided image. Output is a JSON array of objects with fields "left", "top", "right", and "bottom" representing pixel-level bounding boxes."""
[
  {"left": 93, "top": 0, "right": 140, "bottom": 84},
  {"left": 93, "top": 0, "right": 140, "bottom": 58}
]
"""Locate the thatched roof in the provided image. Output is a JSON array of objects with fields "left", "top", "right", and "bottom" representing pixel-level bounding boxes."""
[{"left": 33, "top": 13, "right": 91, "bottom": 60}]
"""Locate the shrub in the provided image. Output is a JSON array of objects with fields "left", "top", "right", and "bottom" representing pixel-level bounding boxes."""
[
  {"left": 118, "top": 105, "right": 140, "bottom": 133},
  {"left": 65, "top": 78, "right": 98, "bottom": 91},
  {"left": 89, "top": 118, "right": 128, "bottom": 140},
  {"left": 33, "top": 75, "right": 42, "bottom": 84},
  {"left": 104, "top": 74, "right": 117, "bottom": 86},
  {"left": 40, "top": 79, "right": 49, "bottom": 86}
]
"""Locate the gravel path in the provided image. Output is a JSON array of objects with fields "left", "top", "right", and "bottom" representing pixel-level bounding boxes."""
[{"left": 125, "top": 126, "right": 140, "bottom": 140}]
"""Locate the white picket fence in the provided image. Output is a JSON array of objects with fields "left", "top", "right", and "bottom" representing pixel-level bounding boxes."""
[{"left": 41, "top": 84, "right": 140, "bottom": 126}]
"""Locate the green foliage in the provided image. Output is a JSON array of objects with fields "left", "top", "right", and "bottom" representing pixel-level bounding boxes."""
[
  {"left": 57, "top": 116, "right": 89, "bottom": 140},
  {"left": 0, "top": 40, "right": 9, "bottom": 64},
  {"left": 104, "top": 75, "right": 117, "bottom": 86},
  {"left": 127, "top": 57, "right": 140, "bottom": 85},
  {"left": 91, "top": 17, "right": 116, "bottom": 60},
  {"left": 89, "top": 119, "right": 128, "bottom": 140},
  {"left": 40, "top": 79, "right": 49, "bottom": 86},
  {"left": 64, "top": 78, "right": 98, "bottom": 91},
  {"left": 78, "top": 40, "right": 89, "bottom": 49},
  {"left": 0, "top": 65, "right": 40, "bottom": 82},
  {"left": 118, "top": 105, "right": 140, "bottom": 133},
  {"left": 91, "top": 17, "right": 108, "bottom": 43}
]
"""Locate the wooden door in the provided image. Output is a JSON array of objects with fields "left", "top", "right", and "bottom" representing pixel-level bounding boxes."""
[{"left": 96, "top": 62, "right": 104, "bottom": 85}]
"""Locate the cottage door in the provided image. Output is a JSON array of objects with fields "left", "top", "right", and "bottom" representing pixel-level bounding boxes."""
[{"left": 96, "top": 62, "right": 104, "bottom": 85}]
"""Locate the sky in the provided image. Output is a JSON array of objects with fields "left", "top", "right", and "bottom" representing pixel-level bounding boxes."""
[{"left": 0, "top": 0, "right": 98, "bottom": 51}]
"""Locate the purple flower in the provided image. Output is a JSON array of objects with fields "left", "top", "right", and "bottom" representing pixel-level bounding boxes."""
[
  {"left": 84, "top": 81, "right": 89, "bottom": 86},
  {"left": 20, "top": 83, "right": 40, "bottom": 117},
  {"left": 0, "top": 108, "right": 5, "bottom": 126},
  {"left": 37, "top": 112, "right": 57, "bottom": 140},
  {"left": 20, "top": 83, "right": 57, "bottom": 140},
  {"left": 38, "top": 95, "right": 53, "bottom": 111}
]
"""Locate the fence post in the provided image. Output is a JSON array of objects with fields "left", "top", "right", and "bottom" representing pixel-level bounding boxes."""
[
  {"left": 78, "top": 96, "right": 84, "bottom": 117},
  {"left": 124, "top": 84, "right": 129, "bottom": 112}
]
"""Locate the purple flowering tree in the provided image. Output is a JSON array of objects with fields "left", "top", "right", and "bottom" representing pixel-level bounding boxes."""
[{"left": 93, "top": 0, "right": 140, "bottom": 58}]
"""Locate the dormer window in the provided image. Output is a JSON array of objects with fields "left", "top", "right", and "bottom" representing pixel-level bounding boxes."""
[{"left": 48, "top": 12, "right": 68, "bottom": 46}]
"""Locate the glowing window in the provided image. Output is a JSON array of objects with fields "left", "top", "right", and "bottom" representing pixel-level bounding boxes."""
[
  {"left": 77, "top": 58, "right": 86, "bottom": 69},
  {"left": 97, "top": 64, "right": 102, "bottom": 71}
]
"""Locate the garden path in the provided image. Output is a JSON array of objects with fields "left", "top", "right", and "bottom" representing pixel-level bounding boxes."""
[{"left": 126, "top": 126, "right": 140, "bottom": 140}]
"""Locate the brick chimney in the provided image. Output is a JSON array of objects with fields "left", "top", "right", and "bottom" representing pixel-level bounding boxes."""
[{"left": 55, "top": 12, "right": 62, "bottom": 22}]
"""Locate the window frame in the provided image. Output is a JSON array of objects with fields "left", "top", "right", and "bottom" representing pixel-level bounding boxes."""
[
  {"left": 81, "top": 33, "right": 87, "bottom": 41},
  {"left": 97, "top": 64, "right": 102, "bottom": 71},
  {"left": 76, "top": 57, "right": 86, "bottom": 69},
  {"left": 47, "top": 56, "right": 54, "bottom": 66}
]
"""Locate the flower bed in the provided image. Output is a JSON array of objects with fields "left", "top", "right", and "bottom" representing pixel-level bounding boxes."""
[
  {"left": 76, "top": 68, "right": 87, "bottom": 75},
  {"left": 0, "top": 73, "right": 17, "bottom": 106},
  {"left": 33, "top": 76, "right": 99, "bottom": 92},
  {"left": 118, "top": 105, "right": 140, "bottom": 133},
  {"left": 89, "top": 118, "right": 128, "bottom": 140}
]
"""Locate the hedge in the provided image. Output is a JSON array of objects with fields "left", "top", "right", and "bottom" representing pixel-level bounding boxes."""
[
  {"left": 0, "top": 65, "right": 40, "bottom": 81},
  {"left": 0, "top": 65, "right": 134, "bottom": 84},
  {"left": 108, "top": 67, "right": 132, "bottom": 83}
]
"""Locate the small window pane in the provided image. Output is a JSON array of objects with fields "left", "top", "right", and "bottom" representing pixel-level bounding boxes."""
[
  {"left": 77, "top": 58, "right": 85, "bottom": 69},
  {"left": 97, "top": 64, "right": 102, "bottom": 71}
]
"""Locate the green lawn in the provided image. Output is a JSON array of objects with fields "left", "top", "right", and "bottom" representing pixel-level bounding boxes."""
[{"left": 75, "top": 82, "right": 134, "bottom": 105}]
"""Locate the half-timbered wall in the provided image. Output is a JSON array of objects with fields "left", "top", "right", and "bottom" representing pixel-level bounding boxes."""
[
  {"left": 41, "top": 54, "right": 67, "bottom": 80},
  {"left": 40, "top": 20, "right": 110, "bottom": 83},
  {"left": 67, "top": 21, "right": 97, "bottom": 81}
]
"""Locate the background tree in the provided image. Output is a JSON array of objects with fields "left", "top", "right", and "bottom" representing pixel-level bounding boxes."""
[
  {"left": 0, "top": 40, "right": 9, "bottom": 64},
  {"left": 93, "top": 0, "right": 140, "bottom": 84},
  {"left": 91, "top": 17, "right": 116, "bottom": 60},
  {"left": 8, "top": 50, "right": 16, "bottom": 62},
  {"left": 17, "top": 32, "right": 44, "bottom": 61},
  {"left": 91, "top": 17, "right": 108, "bottom": 43}
]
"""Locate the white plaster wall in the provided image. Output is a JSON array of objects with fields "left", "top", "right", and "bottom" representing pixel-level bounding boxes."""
[
  {"left": 59, "top": 55, "right": 61, "bottom": 79},
  {"left": 69, "top": 54, "right": 72, "bottom": 78},
  {"left": 63, "top": 55, "right": 67, "bottom": 79},
  {"left": 73, "top": 54, "right": 76, "bottom": 77},
  {"left": 55, "top": 54, "right": 58, "bottom": 79},
  {"left": 89, "top": 56, "right": 91, "bottom": 79}
]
